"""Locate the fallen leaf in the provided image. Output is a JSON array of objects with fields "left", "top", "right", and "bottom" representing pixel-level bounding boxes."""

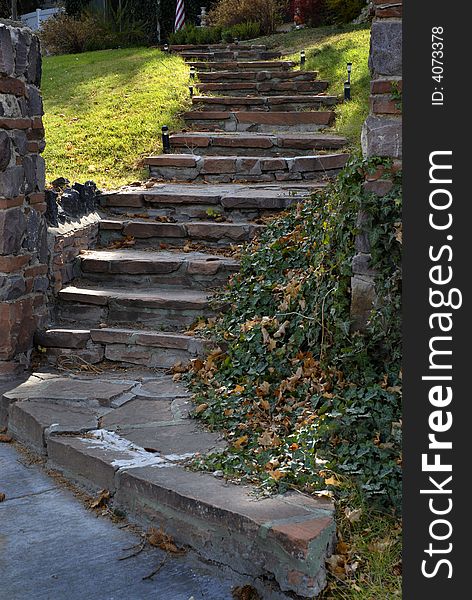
[
  {"left": 147, "top": 527, "right": 185, "bottom": 554},
  {"left": 0, "top": 492, "right": 5, "bottom": 502},
  {"left": 258, "top": 431, "right": 273, "bottom": 447},
  {"left": 345, "top": 507, "right": 363, "bottom": 523},
  {"left": 90, "top": 489, "right": 110, "bottom": 509},
  {"left": 0, "top": 433, "right": 12, "bottom": 443},
  {"left": 269, "top": 469, "right": 285, "bottom": 481},
  {"left": 324, "top": 475, "right": 342, "bottom": 487},
  {"left": 233, "top": 435, "right": 248, "bottom": 449},
  {"left": 195, "top": 403, "right": 208, "bottom": 414}
]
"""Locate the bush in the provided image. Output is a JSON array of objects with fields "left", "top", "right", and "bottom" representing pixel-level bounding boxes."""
[
  {"left": 325, "top": 0, "right": 366, "bottom": 23},
  {"left": 169, "top": 21, "right": 262, "bottom": 45},
  {"left": 40, "top": 10, "right": 148, "bottom": 55},
  {"left": 209, "top": 0, "right": 286, "bottom": 35}
]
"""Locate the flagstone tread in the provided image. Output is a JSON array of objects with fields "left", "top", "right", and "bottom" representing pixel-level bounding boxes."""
[
  {"left": 197, "top": 70, "right": 319, "bottom": 82},
  {"left": 187, "top": 60, "right": 297, "bottom": 71},
  {"left": 98, "top": 219, "right": 263, "bottom": 243},
  {"left": 169, "top": 131, "right": 348, "bottom": 153},
  {"left": 190, "top": 95, "right": 338, "bottom": 113},
  {"left": 59, "top": 285, "right": 210, "bottom": 308},
  {"left": 195, "top": 80, "right": 329, "bottom": 96},
  {"left": 145, "top": 153, "right": 350, "bottom": 183}
]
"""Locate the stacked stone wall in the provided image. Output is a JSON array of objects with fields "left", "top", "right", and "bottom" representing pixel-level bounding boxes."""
[
  {"left": 0, "top": 20, "right": 47, "bottom": 376},
  {"left": 352, "top": 0, "right": 402, "bottom": 329}
]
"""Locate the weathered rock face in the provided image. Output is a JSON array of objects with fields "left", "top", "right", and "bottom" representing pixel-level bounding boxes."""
[
  {"left": 353, "top": 1, "right": 403, "bottom": 330},
  {"left": 0, "top": 20, "right": 47, "bottom": 376}
]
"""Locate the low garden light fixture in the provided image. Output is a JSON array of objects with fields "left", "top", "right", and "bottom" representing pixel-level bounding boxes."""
[
  {"left": 344, "top": 81, "right": 351, "bottom": 101},
  {"left": 163, "top": 44, "right": 169, "bottom": 52},
  {"left": 162, "top": 125, "right": 171, "bottom": 154},
  {"left": 347, "top": 62, "right": 352, "bottom": 84},
  {"left": 300, "top": 50, "right": 306, "bottom": 68},
  {"left": 190, "top": 66, "right": 196, "bottom": 79},
  {"left": 189, "top": 85, "right": 193, "bottom": 97}
]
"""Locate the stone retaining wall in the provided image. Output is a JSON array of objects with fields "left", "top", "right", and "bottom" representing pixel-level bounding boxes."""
[
  {"left": 0, "top": 20, "right": 47, "bottom": 377},
  {"left": 352, "top": 0, "right": 402, "bottom": 329}
]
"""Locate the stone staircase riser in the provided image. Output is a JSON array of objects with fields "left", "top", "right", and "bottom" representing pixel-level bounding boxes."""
[
  {"left": 197, "top": 70, "right": 318, "bottom": 83},
  {"left": 195, "top": 81, "right": 329, "bottom": 95},
  {"left": 146, "top": 154, "right": 350, "bottom": 184},
  {"left": 191, "top": 97, "right": 337, "bottom": 112},
  {"left": 187, "top": 60, "right": 296, "bottom": 71}
]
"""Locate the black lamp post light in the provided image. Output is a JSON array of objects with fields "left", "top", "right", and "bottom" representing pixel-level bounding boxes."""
[
  {"left": 190, "top": 66, "right": 196, "bottom": 80},
  {"left": 163, "top": 44, "right": 169, "bottom": 52},
  {"left": 162, "top": 125, "right": 171, "bottom": 154},
  {"left": 189, "top": 85, "right": 194, "bottom": 97},
  {"left": 300, "top": 50, "right": 306, "bottom": 68},
  {"left": 344, "top": 62, "right": 353, "bottom": 101}
]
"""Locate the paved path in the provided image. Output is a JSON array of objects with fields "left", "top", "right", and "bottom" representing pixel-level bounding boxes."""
[{"left": 0, "top": 443, "right": 241, "bottom": 600}]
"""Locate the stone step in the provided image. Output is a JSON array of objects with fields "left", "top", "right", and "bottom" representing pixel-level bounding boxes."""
[
  {"left": 3, "top": 372, "right": 335, "bottom": 599},
  {"left": 180, "top": 50, "right": 281, "bottom": 61},
  {"left": 197, "top": 70, "right": 318, "bottom": 83},
  {"left": 183, "top": 110, "right": 336, "bottom": 132},
  {"left": 144, "top": 153, "right": 350, "bottom": 184},
  {"left": 195, "top": 80, "right": 329, "bottom": 96},
  {"left": 79, "top": 249, "right": 239, "bottom": 289},
  {"left": 187, "top": 60, "right": 297, "bottom": 71},
  {"left": 101, "top": 183, "right": 322, "bottom": 221},
  {"left": 57, "top": 285, "right": 213, "bottom": 329},
  {"left": 99, "top": 218, "right": 263, "bottom": 247},
  {"left": 169, "top": 131, "right": 347, "bottom": 157},
  {"left": 191, "top": 94, "right": 337, "bottom": 112},
  {"left": 170, "top": 43, "right": 268, "bottom": 52},
  {"left": 34, "top": 327, "right": 209, "bottom": 369}
]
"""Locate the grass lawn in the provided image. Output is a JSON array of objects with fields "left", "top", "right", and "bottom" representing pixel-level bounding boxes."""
[
  {"left": 42, "top": 47, "right": 191, "bottom": 189},
  {"left": 256, "top": 24, "right": 371, "bottom": 147}
]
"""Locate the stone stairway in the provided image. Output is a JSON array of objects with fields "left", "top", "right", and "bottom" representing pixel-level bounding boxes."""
[{"left": 2, "top": 43, "right": 349, "bottom": 599}]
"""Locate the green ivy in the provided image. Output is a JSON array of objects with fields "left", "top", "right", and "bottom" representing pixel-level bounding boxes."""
[{"left": 188, "top": 155, "right": 402, "bottom": 511}]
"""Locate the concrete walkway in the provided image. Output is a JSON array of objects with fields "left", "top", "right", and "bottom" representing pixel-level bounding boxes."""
[{"left": 0, "top": 443, "right": 242, "bottom": 600}]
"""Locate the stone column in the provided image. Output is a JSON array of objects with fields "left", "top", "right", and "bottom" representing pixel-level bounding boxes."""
[
  {"left": 351, "top": 0, "right": 402, "bottom": 330},
  {"left": 0, "top": 20, "right": 47, "bottom": 377}
]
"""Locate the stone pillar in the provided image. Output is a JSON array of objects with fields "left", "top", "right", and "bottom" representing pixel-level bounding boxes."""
[
  {"left": 0, "top": 20, "right": 47, "bottom": 378},
  {"left": 351, "top": 0, "right": 402, "bottom": 330}
]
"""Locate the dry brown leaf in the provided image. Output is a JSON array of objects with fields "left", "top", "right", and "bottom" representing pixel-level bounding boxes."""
[
  {"left": 269, "top": 469, "right": 285, "bottom": 481},
  {"left": 345, "top": 507, "right": 363, "bottom": 524},
  {"left": 90, "top": 489, "right": 110, "bottom": 509},
  {"left": 147, "top": 527, "right": 185, "bottom": 555},
  {"left": 324, "top": 475, "right": 342, "bottom": 487},
  {"left": 0, "top": 492, "right": 5, "bottom": 502},
  {"left": 0, "top": 433, "right": 12, "bottom": 443},
  {"left": 233, "top": 435, "right": 248, "bottom": 449},
  {"left": 195, "top": 403, "right": 208, "bottom": 414},
  {"left": 258, "top": 431, "right": 273, "bottom": 447}
]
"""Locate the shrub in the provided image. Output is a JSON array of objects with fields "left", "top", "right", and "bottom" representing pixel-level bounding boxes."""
[
  {"left": 169, "top": 21, "right": 262, "bottom": 45},
  {"left": 40, "top": 10, "right": 147, "bottom": 55},
  {"left": 222, "top": 21, "right": 262, "bottom": 42},
  {"left": 209, "top": 0, "right": 286, "bottom": 35},
  {"left": 325, "top": 0, "right": 366, "bottom": 23}
]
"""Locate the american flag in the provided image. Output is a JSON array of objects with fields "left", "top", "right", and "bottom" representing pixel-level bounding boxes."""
[{"left": 175, "top": 0, "right": 185, "bottom": 31}]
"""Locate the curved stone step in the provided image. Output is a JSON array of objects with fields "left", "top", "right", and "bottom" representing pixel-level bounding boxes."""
[
  {"left": 191, "top": 94, "right": 337, "bottom": 112},
  {"left": 187, "top": 60, "right": 297, "bottom": 71},
  {"left": 101, "top": 183, "right": 323, "bottom": 220},
  {"left": 195, "top": 80, "right": 329, "bottom": 96},
  {"left": 3, "top": 371, "right": 335, "bottom": 598},
  {"left": 34, "top": 327, "right": 209, "bottom": 369},
  {"left": 79, "top": 249, "right": 239, "bottom": 289},
  {"left": 144, "top": 153, "right": 350, "bottom": 183},
  {"left": 169, "top": 43, "right": 268, "bottom": 52},
  {"left": 57, "top": 285, "right": 213, "bottom": 329},
  {"left": 179, "top": 50, "right": 281, "bottom": 61},
  {"left": 169, "top": 131, "right": 347, "bottom": 157},
  {"left": 99, "top": 218, "right": 263, "bottom": 247}
]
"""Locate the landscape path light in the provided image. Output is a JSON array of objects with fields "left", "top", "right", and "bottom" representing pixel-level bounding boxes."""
[
  {"left": 162, "top": 125, "right": 171, "bottom": 154},
  {"left": 190, "top": 66, "right": 196, "bottom": 80},
  {"left": 347, "top": 62, "right": 352, "bottom": 84},
  {"left": 300, "top": 50, "right": 306, "bottom": 68}
]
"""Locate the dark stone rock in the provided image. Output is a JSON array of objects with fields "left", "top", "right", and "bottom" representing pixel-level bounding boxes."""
[
  {"left": 14, "top": 28, "right": 31, "bottom": 77},
  {"left": 51, "top": 177, "right": 70, "bottom": 190},
  {"left": 352, "top": 253, "right": 376, "bottom": 276},
  {"left": 10, "top": 130, "right": 28, "bottom": 155},
  {"left": 0, "top": 207, "right": 26, "bottom": 254},
  {"left": 33, "top": 275, "right": 49, "bottom": 293},
  {"left": 45, "top": 190, "right": 59, "bottom": 227},
  {"left": 24, "top": 208, "right": 41, "bottom": 253},
  {"left": 0, "top": 25, "right": 14, "bottom": 76},
  {"left": 60, "top": 188, "right": 81, "bottom": 218},
  {"left": 23, "top": 155, "right": 35, "bottom": 194},
  {"left": 0, "top": 130, "right": 11, "bottom": 170},
  {"left": 369, "top": 20, "right": 402, "bottom": 77},
  {"left": 73, "top": 181, "right": 98, "bottom": 212},
  {"left": 0, "top": 275, "right": 26, "bottom": 301},
  {"left": 26, "top": 85, "right": 43, "bottom": 117},
  {"left": 27, "top": 36, "right": 41, "bottom": 86},
  {"left": 0, "top": 165, "right": 24, "bottom": 197}
]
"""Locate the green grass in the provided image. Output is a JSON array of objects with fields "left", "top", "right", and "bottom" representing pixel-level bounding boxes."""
[
  {"left": 255, "top": 24, "right": 371, "bottom": 146},
  {"left": 42, "top": 47, "right": 191, "bottom": 189}
]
